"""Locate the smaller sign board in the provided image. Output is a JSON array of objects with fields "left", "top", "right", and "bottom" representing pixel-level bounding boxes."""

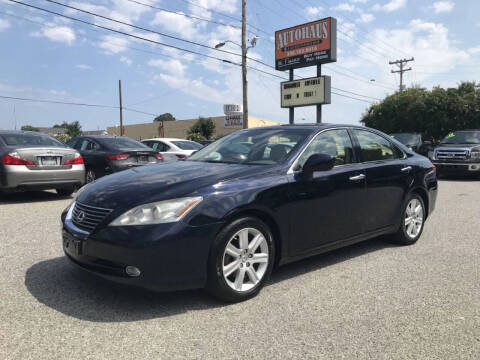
[
  {"left": 281, "top": 76, "right": 331, "bottom": 108},
  {"left": 224, "top": 104, "right": 243, "bottom": 114},
  {"left": 275, "top": 17, "right": 337, "bottom": 71},
  {"left": 225, "top": 114, "right": 243, "bottom": 127}
]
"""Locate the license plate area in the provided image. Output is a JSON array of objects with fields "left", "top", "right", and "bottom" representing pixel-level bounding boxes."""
[
  {"left": 39, "top": 156, "right": 61, "bottom": 166},
  {"left": 138, "top": 155, "right": 149, "bottom": 163},
  {"left": 63, "top": 231, "right": 84, "bottom": 256}
]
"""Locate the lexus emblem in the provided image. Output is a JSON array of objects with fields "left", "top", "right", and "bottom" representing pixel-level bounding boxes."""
[{"left": 76, "top": 211, "right": 86, "bottom": 223}]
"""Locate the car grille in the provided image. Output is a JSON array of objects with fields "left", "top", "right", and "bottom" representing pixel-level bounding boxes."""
[
  {"left": 72, "top": 202, "right": 112, "bottom": 232},
  {"left": 435, "top": 150, "right": 469, "bottom": 161}
]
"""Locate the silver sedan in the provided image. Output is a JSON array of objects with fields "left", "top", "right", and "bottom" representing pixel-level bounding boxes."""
[{"left": 0, "top": 131, "right": 85, "bottom": 196}]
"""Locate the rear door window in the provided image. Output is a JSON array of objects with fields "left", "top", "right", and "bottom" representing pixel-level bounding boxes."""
[{"left": 353, "top": 130, "right": 402, "bottom": 162}]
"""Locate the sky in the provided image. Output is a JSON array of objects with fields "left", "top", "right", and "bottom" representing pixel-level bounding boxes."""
[{"left": 0, "top": 0, "right": 479, "bottom": 131}]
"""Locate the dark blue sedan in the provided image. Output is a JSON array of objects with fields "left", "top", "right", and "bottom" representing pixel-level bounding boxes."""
[{"left": 61, "top": 124, "right": 438, "bottom": 302}]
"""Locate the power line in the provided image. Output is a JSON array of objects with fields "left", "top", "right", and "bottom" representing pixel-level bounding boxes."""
[
  {"left": 41, "top": 0, "right": 393, "bottom": 92},
  {"left": 5, "top": 0, "right": 379, "bottom": 105},
  {"left": 124, "top": 0, "right": 246, "bottom": 33},
  {"left": 0, "top": 94, "right": 158, "bottom": 115},
  {"left": 176, "top": 0, "right": 270, "bottom": 36}
]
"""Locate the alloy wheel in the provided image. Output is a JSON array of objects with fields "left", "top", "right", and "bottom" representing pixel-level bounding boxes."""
[
  {"left": 222, "top": 227, "right": 269, "bottom": 292},
  {"left": 404, "top": 198, "right": 424, "bottom": 239},
  {"left": 86, "top": 169, "right": 96, "bottom": 183}
]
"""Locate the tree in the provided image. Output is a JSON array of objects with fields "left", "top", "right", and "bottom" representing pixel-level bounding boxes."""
[
  {"left": 361, "top": 82, "right": 480, "bottom": 141},
  {"left": 21, "top": 125, "right": 39, "bottom": 132},
  {"left": 154, "top": 113, "right": 176, "bottom": 122},
  {"left": 187, "top": 117, "right": 215, "bottom": 140},
  {"left": 60, "top": 121, "right": 83, "bottom": 138}
]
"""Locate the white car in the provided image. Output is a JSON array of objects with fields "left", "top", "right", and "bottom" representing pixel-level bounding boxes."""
[{"left": 141, "top": 138, "right": 203, "bottom": 160}]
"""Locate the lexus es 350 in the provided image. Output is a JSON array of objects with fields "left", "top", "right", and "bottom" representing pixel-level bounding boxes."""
[{"left": 61, "top": 124, "right": 438, "bottom": 302}]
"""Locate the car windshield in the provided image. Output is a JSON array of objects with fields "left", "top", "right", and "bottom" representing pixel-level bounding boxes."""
[
  {"left": 441, "top": 131, "right": 480, "bottom": 144},
  {"left": 171, "top": 140, "right": 203, "bottom": 150},
  {"left": 100, "top": 137, "right": 150, "bottom": 150},
  {"left": 0, "top": 133, "right": 66, "bottom": 147},
  {"left": 390, "top": 133, "right": 421, "bottom": 146},
  {"left": 188, "top": 128, "right": 311, "bottom": 165}
]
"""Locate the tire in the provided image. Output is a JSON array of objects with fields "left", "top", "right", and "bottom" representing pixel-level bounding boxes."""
[
  {"left": 56, "top": 188, "right": 75, "bottom": 197},
  {"left": 206, "top": 217, "right": 275, "bottom": 302},
  {"left": 85, "top": 168, "right": 96, "bottom": 184},
  {"left": 391, "top": 193, "right": 425, "bottom": 245}
]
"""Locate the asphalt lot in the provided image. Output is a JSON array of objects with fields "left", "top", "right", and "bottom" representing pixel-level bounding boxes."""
[{"left": 1, "top": 180, "right": 479, "bottom": 359}]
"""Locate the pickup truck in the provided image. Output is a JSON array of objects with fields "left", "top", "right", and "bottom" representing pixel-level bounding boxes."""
[{"left": 429, "top": 130, "right": 480, "bottom": 177}]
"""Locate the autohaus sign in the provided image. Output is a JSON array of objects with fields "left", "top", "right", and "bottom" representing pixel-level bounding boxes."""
[{"left": 275, "top": 17, "right": 337, "bottom": 71}]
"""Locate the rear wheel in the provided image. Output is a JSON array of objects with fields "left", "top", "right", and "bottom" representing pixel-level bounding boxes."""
[
  {"left": 391, "top": 193, "right": 425, "bottom": 245},
  {"left": 56, "top": 188, "right": 75, "bottom": 197},
  {"left": 206, "top": 217, "right": 275, "bottom": 302}
]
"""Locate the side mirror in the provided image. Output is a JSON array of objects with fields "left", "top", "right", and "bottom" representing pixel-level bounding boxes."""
[{"left": 301, "top": 153, "right": 335, "bottom": 180}]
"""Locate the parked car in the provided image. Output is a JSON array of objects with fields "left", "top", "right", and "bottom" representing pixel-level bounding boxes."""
[
  {"left": 390, "top": 133, "right": 433, "bottom": 156},
  {"left": 61, "top": 124, "right": 437, "bottom": 302},
  {"left": 429, "top": 129, "right": 480, "bottom": 177},
  {"left": 66, "top": 135, "right": 163, "bottom": 183},
  {"left": 0, "top": 130, "right": 84, "bottom": 196},
  {"left": 198, "top": 140, "right": 215, "bottom": 146},
  {"left": 141, "top": 138, "right": 203, "bottom": 159}
]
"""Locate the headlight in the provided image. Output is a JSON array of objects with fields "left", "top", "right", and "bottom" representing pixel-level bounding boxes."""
[
  {"left": 65, "top": 201, "right": 76, "bottom": 221},
  {"left": 471, "top": 150, "right": 480, "bottom": 160},
  {"left": 110, "top": 196, "right": 203, "bottom": 226},
  {"left": 428, "top": 151, "right": 435, "bottom": 160}
]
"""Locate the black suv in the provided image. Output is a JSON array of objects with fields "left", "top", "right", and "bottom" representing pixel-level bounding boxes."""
[
  {"left": 430, "top": 130, "right": 480, "bottom": 177},
  {"left": 390, "top": 133, "right": 433, "bottom": 157},
  {"left": 67, "top": 136, "right": 163, "bottom": 183}
]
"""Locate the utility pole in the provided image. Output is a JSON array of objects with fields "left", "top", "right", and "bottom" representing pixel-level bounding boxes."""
[
  {"left": 389, "top": 57, "right": 414, "bottom": 92},
  {"left": 241, "top": 0, "right": 248, "bottom": 129},
  {"left": 118, "top": 80, "right": 123, "bottom": 136}
]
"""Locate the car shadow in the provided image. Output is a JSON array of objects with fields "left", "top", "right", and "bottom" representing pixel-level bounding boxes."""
[
  {"left": 24, "top": 237, "right": 393, "bottom": 322},
  {"left": 0, "top": 190, "right": 73, "bottom": 204}
]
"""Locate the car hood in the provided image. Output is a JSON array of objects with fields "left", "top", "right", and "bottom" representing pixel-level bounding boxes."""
[
  {"left": 76, "top": 160, "right": 270, "bottom": 209},
  {"left": 436, "top": 143, "right": 480, "bottom": 150}
]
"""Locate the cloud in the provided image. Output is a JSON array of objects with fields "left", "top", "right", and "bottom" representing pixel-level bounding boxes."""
[
  {"left": 151, "top": 10, "right": 205, "bottom": 40},
  {"left": 98, "top": 35, "right": 129, "bottom": 54},
  {"left": 33, "top": 26, "right": 76, "bottom": 45},
  {"left": 120, "top": 56, "right": 132, "bottom": 66},
  {"left": 148, "top": 59, "right": 187, "bottom": 76},
  {"left": 0, "top": 19, "right": 10, "bottom": 31},
  {"left": 332, "top": 3, "right": 356, "bottom": 12},
  {"left": 358, "top": 13, "right": 375, "bottom": 23},
  {"left": 305, "top": 6, "right": 324, "bottom": 18},
  {"left": 76, "top": 64, "right": 92, "bottom": 70},
  {"left": 352, "top": 0, "right": 369, "bottom": 3},
  {"left": 373, "top": 0, "right": 407, "bottom": 12},
  {"left": 432, "top": 1, "right": 454, "bottom": 14}
]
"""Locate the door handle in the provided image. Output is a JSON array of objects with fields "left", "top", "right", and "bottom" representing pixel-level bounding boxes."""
[
  {"left": 401, "top": 166, "right": 412, "bottom": 173},
  {"left": 349, "top": 174, "right": 366, "bottom": 181}
]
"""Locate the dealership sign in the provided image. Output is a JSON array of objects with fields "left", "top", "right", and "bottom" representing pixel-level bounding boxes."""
[
  {"left": 281, "top": 76, "right": 331, "bottom": 108},
  {"left": 223, "top": 104, "right": 242, "bottom": 115},
  {"left": 225, "top": 114, "right": 243, "bottom": 127},
  {"left": 275, "top": 17, "right": 337, "bottom": 71}
]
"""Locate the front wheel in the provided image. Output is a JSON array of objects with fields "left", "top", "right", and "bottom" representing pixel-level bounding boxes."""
[
  {"left": 391, "top": 193, "right": 425, "bottom": 245},
  {"left": 206, "top": 217, "right": 275, "bottom": 302}
]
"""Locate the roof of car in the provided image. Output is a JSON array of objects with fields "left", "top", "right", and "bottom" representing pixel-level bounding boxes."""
[
  {"left": 0, "top": 130, "right": 51, "bottom": 135},
  {"left": 141, "top": 138, "right": 194, "bottom": 142}
]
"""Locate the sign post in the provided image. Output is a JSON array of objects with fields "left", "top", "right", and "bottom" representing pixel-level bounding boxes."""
[{"left": 275, "top": 17, "right": 337, "bottom": 123}]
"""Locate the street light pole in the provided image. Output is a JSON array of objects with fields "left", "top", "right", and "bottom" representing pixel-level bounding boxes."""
[{"left": 241, "top": 0, "right": 248, "bottom": 129}]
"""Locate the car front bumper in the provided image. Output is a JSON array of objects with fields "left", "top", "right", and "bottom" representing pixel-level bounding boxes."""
[
  {"left": 1, "top": 164, "right": 85, "bottom": 190},
  {"left": 62, "top": 215, "right": 223, "bottom": 292},
  {"left": 432, "top": 162, "right": 480, "bottom": 173}
]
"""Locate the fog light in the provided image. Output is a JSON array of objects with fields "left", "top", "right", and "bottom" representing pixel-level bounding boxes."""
[{"left": 125, "top": 266, "right": 141, "bottom": 277}]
